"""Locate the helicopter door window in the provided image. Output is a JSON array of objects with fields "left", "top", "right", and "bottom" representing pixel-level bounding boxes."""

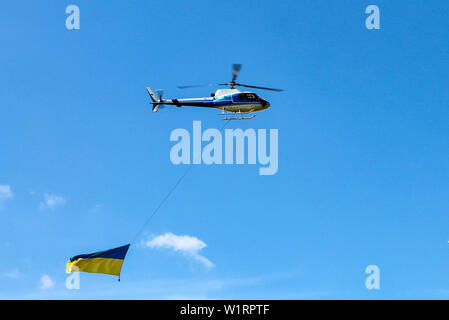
[{"left": 233, "top": 94, "right": 245, "bottom": 102}]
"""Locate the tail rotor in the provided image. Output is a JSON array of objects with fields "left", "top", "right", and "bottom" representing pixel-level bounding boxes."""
[{"left": 146, "top": 87, "right": 164, "bottom": 112}]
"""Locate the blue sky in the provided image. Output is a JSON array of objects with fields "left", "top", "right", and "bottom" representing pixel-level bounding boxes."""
[{"left": 1, "top": 0, "right": 449, "bottom": 299}]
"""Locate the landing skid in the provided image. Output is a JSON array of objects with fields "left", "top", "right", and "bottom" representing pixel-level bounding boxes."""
[{"left": 220, "top": 111, "right": 256, "bottom": 120}]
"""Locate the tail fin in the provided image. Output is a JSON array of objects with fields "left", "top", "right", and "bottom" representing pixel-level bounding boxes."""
[{"left": 146, "top": 86, "right": 161, "bottom": 112}]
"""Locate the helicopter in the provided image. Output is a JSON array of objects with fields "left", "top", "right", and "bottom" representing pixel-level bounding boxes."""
[{"left": 146, "top": 64, "right": 283, "bottom": 120}]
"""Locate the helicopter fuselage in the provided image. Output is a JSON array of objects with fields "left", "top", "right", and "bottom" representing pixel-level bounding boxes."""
[
  {"left": 146, "top": 64, "right": 282, "bottom": 119},
  {"left": 152, "top": 89, "right": 270, "bottom": 114}
]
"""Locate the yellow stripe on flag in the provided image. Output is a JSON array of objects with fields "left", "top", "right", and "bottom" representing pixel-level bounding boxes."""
[{"left": 66, "top": 257, "right": 125, "bottom": 276}]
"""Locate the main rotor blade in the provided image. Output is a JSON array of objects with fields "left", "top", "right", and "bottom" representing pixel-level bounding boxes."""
[
  {"left": 177, "top": 84, "right": 215, "bottom": 89},
  {"left": 232, "top": 64, "right": 242, "bottom": 82},
  {"left": 235, "top": 83, "right": 283, "bottom": 92}
]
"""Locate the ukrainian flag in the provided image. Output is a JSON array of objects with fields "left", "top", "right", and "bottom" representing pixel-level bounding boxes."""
[{"left": 66, "top": 244, "right": 130, "bottom": 277}]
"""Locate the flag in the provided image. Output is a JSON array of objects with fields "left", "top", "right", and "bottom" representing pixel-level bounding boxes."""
[{"left": 66, "top": 244, "right": 130, "bottom": 277}]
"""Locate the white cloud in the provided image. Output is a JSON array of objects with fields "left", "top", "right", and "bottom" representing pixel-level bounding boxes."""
[
  {"left": 142, "top": 232, "right": 214, "bottom": 268},
  {"left": 0, "top": 185, "right": 13, "bottom": 201},
  {"left": 40, "top": 274, "right": 54, "bottom": 289},
  {"left": 40, "top": 193, "right": 66, "bottom": 210},
  {"left": 3, "top": 268, "right": 20, "bottom": 279}
]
